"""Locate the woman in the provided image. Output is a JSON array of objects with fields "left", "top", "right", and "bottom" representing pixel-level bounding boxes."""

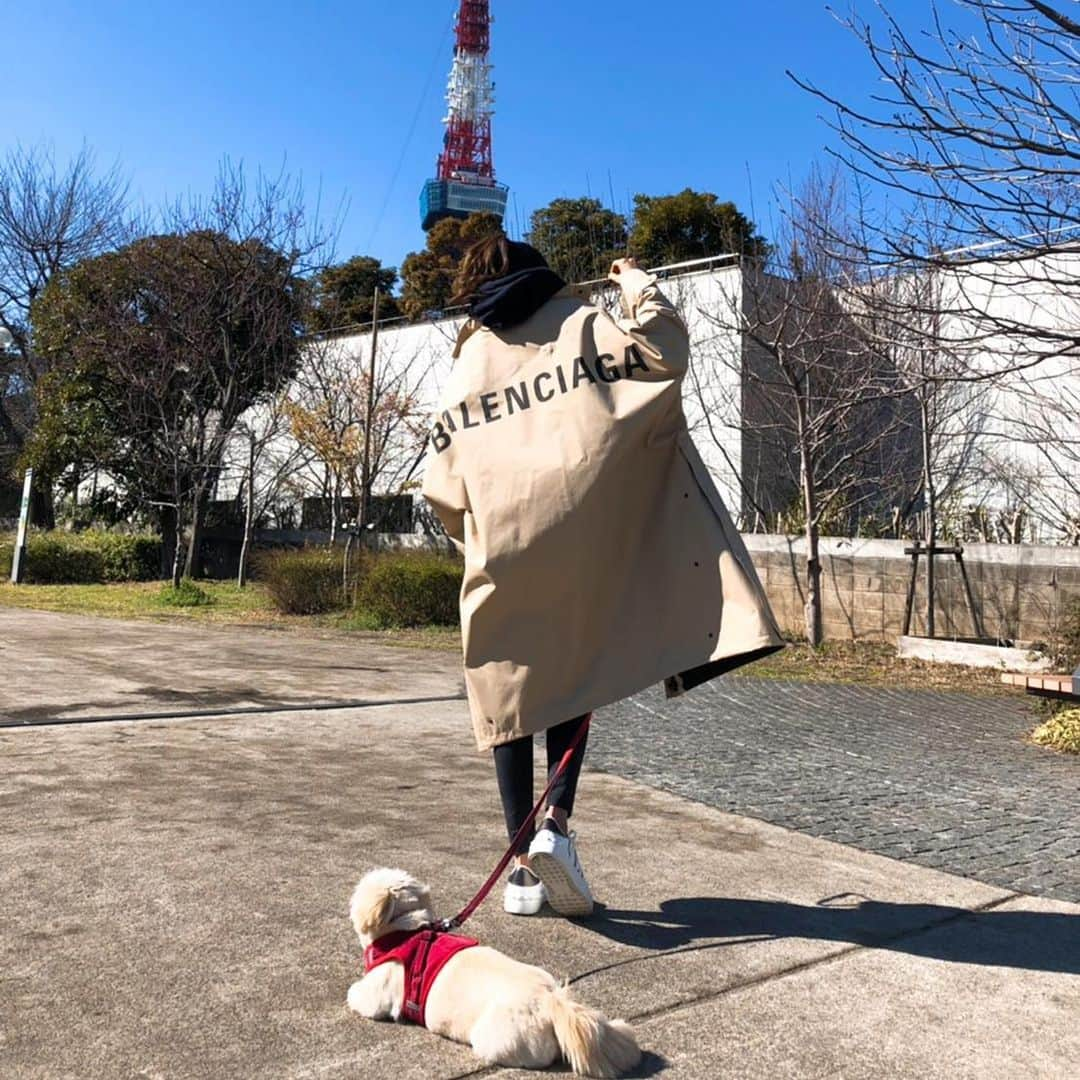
[{"left": 422, "top": 236, "right": 783, "bottom": 918}]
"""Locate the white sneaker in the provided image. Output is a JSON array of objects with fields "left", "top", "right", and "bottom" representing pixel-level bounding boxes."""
[
  {"left": 528, "top": 821, "right": 594, "bottom": 917},
  {"left": 503, "top": 865, "right": 546, "bottom": 915}
]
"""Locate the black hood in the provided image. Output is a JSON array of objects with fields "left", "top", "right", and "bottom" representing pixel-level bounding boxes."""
[{"left": 468, "top": 241, "right": 566, "bottom": 330}]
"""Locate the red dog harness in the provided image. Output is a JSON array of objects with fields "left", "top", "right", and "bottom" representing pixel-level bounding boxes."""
[{"left": 363, "top": 928, "right": 479, "bottom": 1027}]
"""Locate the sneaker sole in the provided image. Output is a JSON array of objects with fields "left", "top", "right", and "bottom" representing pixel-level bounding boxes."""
[
  {"left": 529, "top": 851, "right": 593, "bottom": 917},
  {"left": 504, "top": 887, "right": 545, "bottom": 916}
]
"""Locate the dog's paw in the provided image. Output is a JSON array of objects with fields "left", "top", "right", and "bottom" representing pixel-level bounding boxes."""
[
  {"left": 347, "top": 975, "right": 401, "bottom": 1022},
  {"left": 346, "top": 980, "right": 369, "bottom": 1016}
]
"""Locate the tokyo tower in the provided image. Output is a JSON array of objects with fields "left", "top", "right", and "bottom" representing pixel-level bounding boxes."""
[{"left": 419, "top": 1, "right": 509, "bottom": 232}]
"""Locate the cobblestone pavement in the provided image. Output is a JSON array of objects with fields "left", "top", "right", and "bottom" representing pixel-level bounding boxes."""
[{"left": 588, "top": 679, "right": 1080, "bottom": 903}]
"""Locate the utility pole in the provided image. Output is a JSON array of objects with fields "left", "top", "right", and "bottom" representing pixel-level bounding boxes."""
[{"left": 344, "top": 290, "right": 381, "bottom": 598}]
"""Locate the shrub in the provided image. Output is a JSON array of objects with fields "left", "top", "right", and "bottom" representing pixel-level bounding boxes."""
[
  {"left": 1053, "top": 598, "right": 1080, "bottom": 672},
  {"left": 355, "top": 551, "right": 462, "bottom": 628},
  {"left": 257, "top": 546, "right": 346, "bottom": 615},
  {"left": 0, "top": 530, "right": 161, "bottom": 584},
  {"left": 1031, "top": 708, "right": 1080, "bottom": 755},
  {"left": 157, "top": 579, "right": 214, "bottom": 607},
  {"left": 96, "top": 532, "right": 160, "bottom": 582}
]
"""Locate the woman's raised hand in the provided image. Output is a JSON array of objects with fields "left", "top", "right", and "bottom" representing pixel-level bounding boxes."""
[{"left": 608, "top": 257, "right": 639, "bottom": 282}]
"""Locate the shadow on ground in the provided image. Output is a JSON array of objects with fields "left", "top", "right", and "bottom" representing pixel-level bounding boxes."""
[
  {"left": 0, "top": 685, "right": 314, "bottom": 723},
  {"left": 579, "top": 896, "right": 1080, "bottom": 975}
]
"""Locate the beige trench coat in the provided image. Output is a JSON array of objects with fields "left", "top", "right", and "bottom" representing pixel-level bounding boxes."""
[{"left": 422, "top": 267, "right": 784, "bottom": 751}]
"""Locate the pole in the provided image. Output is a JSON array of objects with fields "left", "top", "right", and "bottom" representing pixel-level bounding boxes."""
[
  {"left": 10, "top": 468, "right": 34, "bottom": 584},
  {"left": 237, "top": 430, "right": 256, "bottom": 588},
  {"left": 955, "top": 550, "right": 985, "bottom": 640},
  {"left": 359, "top": 288, "right": 380, "bottom": 538},
  {"left": 902, "top": 543, "right": 920, "bottom": 637},
  {"left": 922, "top": 407, "right": 936, "bottom": 639}
]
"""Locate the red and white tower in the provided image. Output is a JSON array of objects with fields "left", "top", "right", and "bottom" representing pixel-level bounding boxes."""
[{"left": 420, "top": 1, "right": 509, "bottom": 231}]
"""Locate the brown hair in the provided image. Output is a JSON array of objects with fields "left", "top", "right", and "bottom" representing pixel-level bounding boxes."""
[
  {"left": 450, "top": 233, "right": 513, "bottom": 306},
  {"left": 450, "top": 234, "right": 551, "bottom": 307}
]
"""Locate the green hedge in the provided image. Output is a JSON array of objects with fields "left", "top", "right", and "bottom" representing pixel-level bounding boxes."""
[
  {"left": 0, "top": 530, "right": 161, "bottom": 584},
  {"left": 256, "top": 546, "right": 346, "bottom": 615},
  {"left": 355, "top": 551, "right": 462, "bottom": 628}
]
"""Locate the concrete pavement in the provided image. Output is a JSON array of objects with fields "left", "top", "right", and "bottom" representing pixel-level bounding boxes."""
[
  {"left": 0, "top": 608, "right": 465, "bottom": 723},
  {"left": 1, "top": 610, "right": 1078, "bottom": 1078}
]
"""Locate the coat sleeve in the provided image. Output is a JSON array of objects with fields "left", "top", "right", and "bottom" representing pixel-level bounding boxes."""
[
  {"left": 421, "top": 434, "right": 468, "bottom": 555},
  {"left": 610, "top": 267, "right": 690, "bottom": 377}
]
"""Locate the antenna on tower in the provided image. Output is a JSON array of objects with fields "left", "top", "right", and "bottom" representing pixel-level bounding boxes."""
[{"left": 419, "top": 1, "right": 509, "bottom": 232}]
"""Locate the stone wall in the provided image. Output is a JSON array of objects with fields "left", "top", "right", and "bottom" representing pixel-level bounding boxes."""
[{"left": 744, "top": 535, "right": 1080, "bottom": 645}]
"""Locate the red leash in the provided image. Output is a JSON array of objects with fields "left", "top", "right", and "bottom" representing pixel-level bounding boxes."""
[{"left": 437, "top": 713, "right": 592, "bottom": 931}]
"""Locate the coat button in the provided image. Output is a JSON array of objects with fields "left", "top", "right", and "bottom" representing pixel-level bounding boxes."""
[{"left": 694, "top": 561, "right": 700, "bottom": 567}]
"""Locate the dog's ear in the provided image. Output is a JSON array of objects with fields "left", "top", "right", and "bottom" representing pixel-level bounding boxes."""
[
  {"left": 350, "top": 881, "right": 395, "bottom": 939},
  {"left": 397, "top": 877, "right": 433, "bottom": 915}
]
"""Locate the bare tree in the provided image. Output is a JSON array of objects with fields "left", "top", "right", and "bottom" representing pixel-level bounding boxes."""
[
  {"left": 853, "top": 239, "right": 991, "bottom": 631},
  {"left": 30, "top": 162, "right": 331, "bottom": 585},
  {"left": 285, "top": 328, "right": 434, "bottom": 543},
  {"left": 794, "top": 1, "right": 1080, "bottom": 360},
  {"left": 699, "top": 169, "right": 917, "bottom": 645},
  {"left": 785, "top": 4, "right": 1080, "bottom": 546},
  {"left": 0, "top": 144, "right": 130, "bottom": 523},
  {"left": 225, "top": 394, "right": 315, "bottom": 587},
  {"left": 163, "top": 162, "right": 335, "bottom": 578},
  {"left": 976, "top": 363, "right": 1080, "bottom": 541}
]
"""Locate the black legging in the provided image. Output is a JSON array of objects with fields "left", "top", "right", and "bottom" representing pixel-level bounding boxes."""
[{"left": 493, "top": 714, "right": 590, "bottom": 855}]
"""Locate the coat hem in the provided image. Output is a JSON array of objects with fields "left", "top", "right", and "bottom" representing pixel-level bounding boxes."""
[
  {"left": 469, "top": 633, "right": 785, "bottom": 752},
  {"left": 663, "top": 642, "right": 786, "bottom": 697}
]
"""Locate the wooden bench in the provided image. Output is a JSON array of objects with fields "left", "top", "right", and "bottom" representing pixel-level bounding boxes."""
[{"left": 1001, "top": 667, "right": 1080, "bottom": 699}]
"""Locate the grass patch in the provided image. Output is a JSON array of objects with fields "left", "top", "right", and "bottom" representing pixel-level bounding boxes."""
[
  {"left": 326, "top": 613, "right": 462, "bottom": 651},
  {"left": 336, "top": 608, "right": 384, "bottom": 631},
  {"left": 0, "top": 580, "right": 275, "bottom": 622},
  {"left": 1031, "top": 708, "right": 1080, "bottom": 754},
  {"left": 733, "top": 638, "right": 1014, "bottom": 695},
  {"left": 0, "top": 578, "right": 463, "bottom": 651}
]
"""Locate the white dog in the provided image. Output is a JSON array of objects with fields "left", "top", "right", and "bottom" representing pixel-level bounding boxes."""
[{"left": 347, "top": 867, "right": 641, "bottom": 1078}]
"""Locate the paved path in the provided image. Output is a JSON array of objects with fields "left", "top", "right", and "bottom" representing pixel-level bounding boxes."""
[
  {"left": 0, "top": 608, "right": 465, "bottom": 723},
  {"left": 2, "top": 608, "right": 1076, "bottom": 903},
  {"left": 3, "top": 698, "right": 1078, "bottom": 1079},
  {"left": 1, "top": 610, "right": 1078, "bottom": 1077},
  {"left": 593, "top": 679, "right": 1080, "bottom": 904}
]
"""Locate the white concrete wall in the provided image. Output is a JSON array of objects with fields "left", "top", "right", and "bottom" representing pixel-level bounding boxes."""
[
  {"left": 935, "top": 250, "right": 1080, "bottom": 540},
  {"left": 223, "top": 250, "right": 1080, "bottom": 542},
  {"left": 232, "top": 262, "right": 747, "bottom": 519}
]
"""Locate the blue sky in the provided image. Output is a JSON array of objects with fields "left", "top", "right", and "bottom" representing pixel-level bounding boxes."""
[{"left": 5, "top": 0, "right": 939, "bottom": 274}]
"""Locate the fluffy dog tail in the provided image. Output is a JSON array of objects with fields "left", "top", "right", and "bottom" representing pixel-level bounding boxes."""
[{"left": 546, "top": 985, "right": 641, "bottom": 1078}]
